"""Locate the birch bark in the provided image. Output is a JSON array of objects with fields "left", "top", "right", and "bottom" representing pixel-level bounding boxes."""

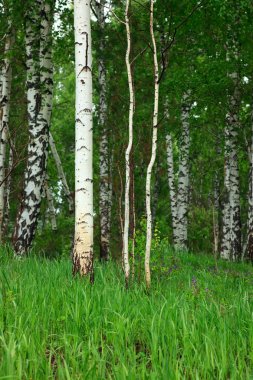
[
  {"left": 244, "top": 92, "right": 253, "bottom": 261},
  {"left": 13, "top": 1, "right": 54, "bottom": 256},
  {"left": 228, "top": 77, "right": 241, "bottom": 260},
  {"left": 0, "top": 25, "right": 13, "bottom": 239},
  {"left": 72, "top": 0, "right": 94, "bottom": 277},
  {"left": 213, "top": 164, "right": 220, "bottom": 256},
  {"left": 166, "top": 132, "right": 178, "bottom": 241},
  {"left": 164, "top": 97, "right": 177, "bottom": 241},
  {"left": 98, "top": 0, "right": 111, "bottom": 261},
  {"left": 221, "top": 126, "right": 231, "bottom": 259},
  {"left": 152, "top": 161, "right": 160, "bottom": 233},
  {"left": 123, "top": 0, "right": 134, "bottom": 284},
  {"left": 165, "top": 94, "right": 191, "bottom": 251},
  {"left": 221, "top": 71, "right": 241, "bottom": 260},
  {"left": 145, "top": 0, "right": 159, "bottom": 288},
  {"left": 174, "top": 91, "right": 191, "bottom": 250}
]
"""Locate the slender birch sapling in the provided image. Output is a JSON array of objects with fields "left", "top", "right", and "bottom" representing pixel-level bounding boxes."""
[
  {"left": 123, "top": 0, "right": 134, "bottom": 285},
  {"left": 145, "top": 0, "right": 160, "bottom": 288}
]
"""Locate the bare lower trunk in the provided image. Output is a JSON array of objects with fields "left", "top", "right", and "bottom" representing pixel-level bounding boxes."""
[
  {"left": 123, "top": 0, "right": 134, "bottom": 285},
  {"left": 72, "top": 0, "right": 93, "bottom": 278},
  {"left": 130, "top": 165, "right": 136, "bottom": 278},
  {"left": 0, "top": 25, "right": 13, "bottom": 239},
  {"left": 245, "top": 92, "right": 253, "bottom": 262},
  {"left": 213, "top": 170, "right": 220, "bottom": 256},
  {"left": 152, "top": 161, "right": 160, "bottom": 233},
  {"left": 221, "top": 72, "right": 241, "bottom": 261},
  {"left": 49, "top": 131, "right": 73, "bottom": 212},
  {"left": 145, "top": 0, "right": 159, "bottom": 288},
  {"left": 174, "top": 91, "right": 191, "bottom": 251},
  {"left": 166, "top": 132, "right": 178, "bottom": 242},
  {"left": 98, "top": 0, "right": 111, "bottom": 261},
  {"left": 165, "top": 94, "right": 190, "bottom": 251},
  {"left": 13, "top": 1, "right": 54, "bottom": 256},
  {"left": 221, "top": 126, "right": 231, "bottom": 259},
  {"left": 229, "top": 123, "right": 241, "bottom": 260}
]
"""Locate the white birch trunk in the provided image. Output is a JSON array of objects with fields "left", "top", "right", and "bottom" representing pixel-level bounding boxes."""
[
  {"left": 174, "top": 91, "right": 191, "bottom": 251},
  {"left": 164, "top": 102, "right": 179, "bottom": 244},
  {"left": 145, "top": 0, "right": 159, "bottom": 288},
  {"left": 0, "top": 26, "right": 13, "bottom": 239},
  {"left": 49, "top": 131, "right": 73, "bottom": 211},
  {"left": 0, "top": 68, "right": 2, "bottom": 103},
  {"left": 229, "top": 79, "right": 241, "bottom": 260},
  {"left": 72, "top": 0, "right": 94, "bottom": 278},
  {"left": 165, "top": 132, "right": 178, "bottom": 242},
  {"left": 244, "top": 92, "right": 253, "bottom": 261},
  {"left": 221, "top": 72, "right": 241, "bottom": 260},
  {"left": 98, "top": 0, "right": 111, "bottom": 261},
  {"left": 45, "top": 177, "right": 57, "bottom": 231},
  {"left": 152, "top": 161, "right": 160, "bottom": 233},
  {"left": 221, "top": 126, "right": 231, "bottom": 259},
  {"left": 123, "top": 0, "right": 134, "bottom": 284},
  {"left": 13, "top": 1, "right": 54, "bottom": 256},
  {"left": 213, "top": 168, "right": 220, "bottom": 256}
]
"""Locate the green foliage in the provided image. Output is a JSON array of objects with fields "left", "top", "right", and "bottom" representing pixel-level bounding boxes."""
[
  {"left": 1, "top": 250, "right": 253, "bottom": 379},
  {"left": 2, "top": 0, "right": 253, "bottom": 257},
  {"left": 134, "top": 216, "right": 165, "bottom": 267}
]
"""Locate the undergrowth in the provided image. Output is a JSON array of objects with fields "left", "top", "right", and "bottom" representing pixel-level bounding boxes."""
[{"left": 0, "top": 248, "right": 253, "bottom": 379}]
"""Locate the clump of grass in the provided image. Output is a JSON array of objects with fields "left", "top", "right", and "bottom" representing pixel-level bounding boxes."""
[{"left": 0, "top": 250, "right": 253, "bottom": 379}]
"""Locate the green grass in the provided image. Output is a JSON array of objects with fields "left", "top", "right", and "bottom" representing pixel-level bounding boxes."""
[{"left": 0, "top": 249, "right": 253, "bottom": 379}]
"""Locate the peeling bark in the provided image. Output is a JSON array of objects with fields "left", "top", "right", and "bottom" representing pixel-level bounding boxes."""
[{"left": 72, "top": 0, "right": 94, "bottom": 278}]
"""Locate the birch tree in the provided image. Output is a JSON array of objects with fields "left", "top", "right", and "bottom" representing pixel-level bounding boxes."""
[
  {"left": 123, "top": 0, "right": 134, "bottom": 285},
  {"left": 0, "top": 23, "right": 14, "bottom": 239},
  {"left": 221, "top": 44, "right": 241, "bottom": 261},
  {"left": 166, "top": 132, "right": 178, "bottom": 241},
  {"left": 72, "top": 0, "right": 94, "bottom": 278},
  {"left": 244, "top": 92, "right": 253, "bottom": 262},
  {"left": 175, "top": 91, "right": 191, "bottom": 250},
  {"left": 13, "top": 0, "right": 54, "bottom": 256},
  {"left": 213, "top": 156, "right": 221, "bottom": 256},
  {"left": 145, "top": 0, "right": 159, "bottom": 288},
  {"left": 165, "top": 93, "right": 191, "bottom": 251},
  {"left": 97, "top": 0, "right": 112, "bottom": 261}
]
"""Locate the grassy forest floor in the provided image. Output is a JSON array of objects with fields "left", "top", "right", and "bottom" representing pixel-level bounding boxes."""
[{"left": 0, "top": 248, "right": 253, "bottom": 379}]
